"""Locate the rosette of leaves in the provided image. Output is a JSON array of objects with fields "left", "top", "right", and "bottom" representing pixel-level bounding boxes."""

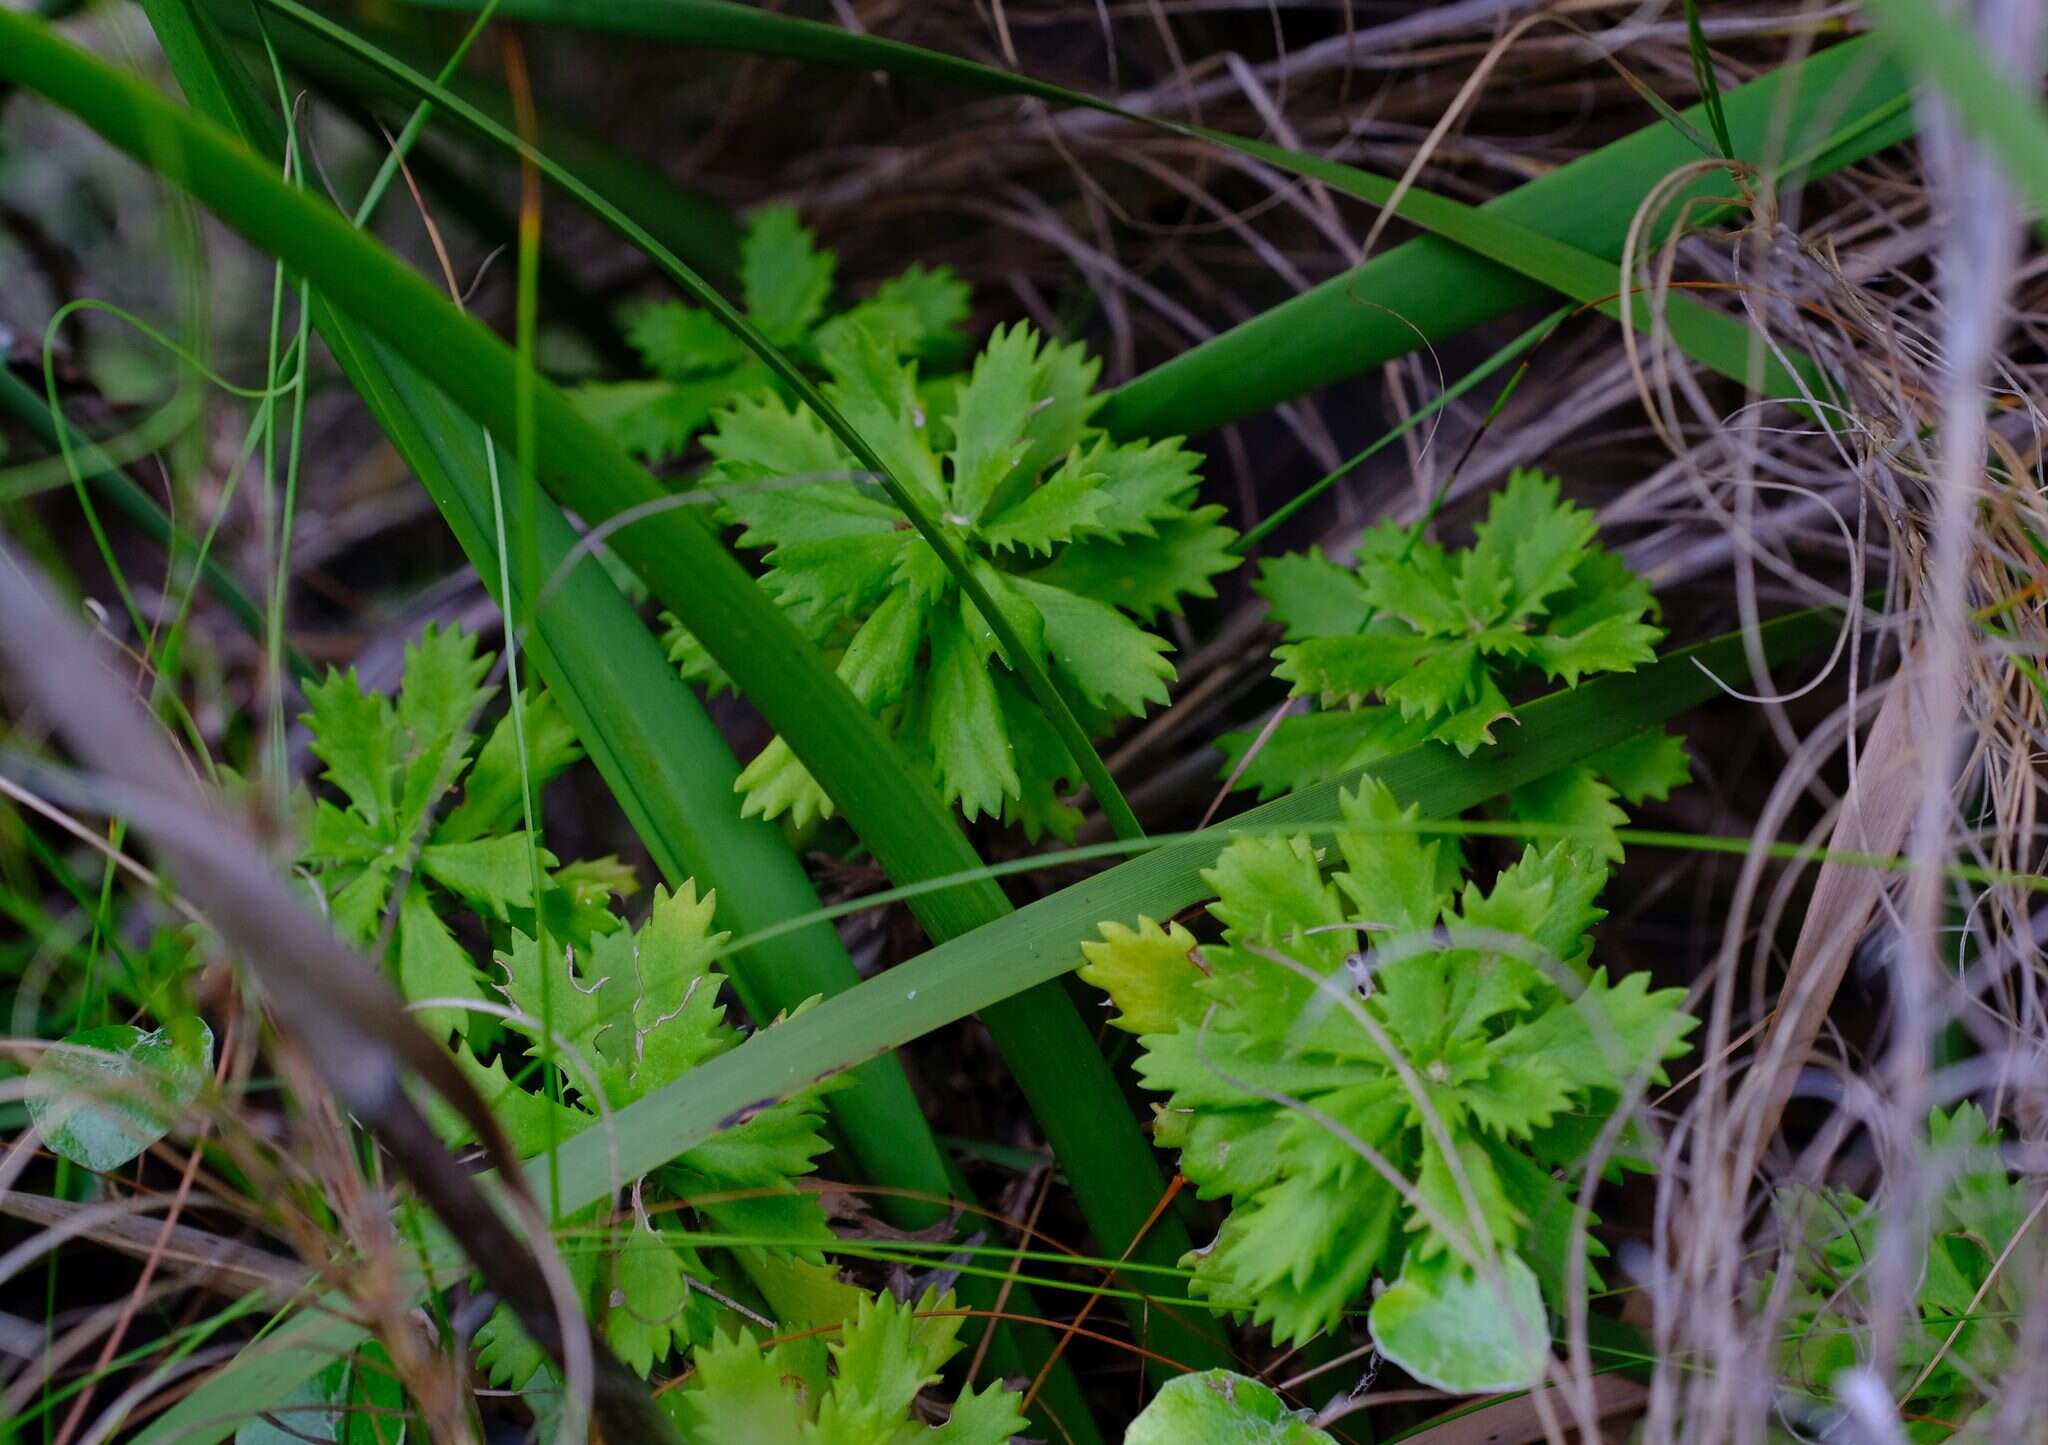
[
  {"left": 669, "top": 1287, "right": 1026, "bottom": 1442},
  {"left": 1771, "top": 1105, "right": 2029, "bottom": 1441},
  {"left": 441, "top": 882, "right": 846, "bottom": 1383},
  {"left": 572, "top": 204, "right": 971, "bottom": 462},
  {"left": 1222, "top": 469, "right": 1687, "bottom": 858},
  {"left": 300, "top": 625, "right": 635, "bottom": 1041},
  {"left": 673, "top": 320, "right": 1238, "bottom": 839},
  {"left": 1078, "top": 778, "right": 1696, "bottom": 1392}
]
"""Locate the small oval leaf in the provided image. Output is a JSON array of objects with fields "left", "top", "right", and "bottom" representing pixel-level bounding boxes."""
[
  {"left": 1368, "top": 1251, "right": 1549, "bottom": 1395},
  {"left": 27, "top": 1019, "right": 213, "bottom": 1173},
  {"left": 1126, "top": 1369, "right": 1335, "bottom": 1444}
]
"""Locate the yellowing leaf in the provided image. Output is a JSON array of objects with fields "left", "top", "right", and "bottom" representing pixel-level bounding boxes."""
[{"left": 1079, "top": 917, "right": 1207, "bottom": 1035}]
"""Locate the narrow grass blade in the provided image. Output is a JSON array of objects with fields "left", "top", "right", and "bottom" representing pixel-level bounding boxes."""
[
  {"left": 1683, "top": 0, "right": 1735, "bottom": 160},
  {"left": 1234, "top": 305, "right": 1567, "bottom": 555},
  {"left": 331, "top": 328, "right": 953, "bottom": 1190},
  {"left": 330, "top": 113, "right": 640, "bottom": 371},
  {"left": 0, "top": 367, "right": 312, "bottom": 682},
  {"left": 327, "top": 330, "right": 1106, "bottom": 1442},
  {"left": 395, "top": 0, "right": 1909, "bottom": 436},
  {"left": 1861, "top": 0, "right": 2048, "bottom": 246},
  {"left": 1110, "top": 45, "right": 1909, "bottom": 437},
  {"left": 0, "top": 7, "right": 1207, "bottom": 1380},
  {"left": 207, "top": 0, "right": 743, "bottom": 285}
]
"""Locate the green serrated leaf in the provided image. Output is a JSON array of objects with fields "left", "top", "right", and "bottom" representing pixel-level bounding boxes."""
[
  {"left": 1009, "top": 574, "right": 1172, "bottom": 717},
  {"left": 1527, "top": 614, "right": 1663, "bottom": 686},
  {"left": 948, "top": 321, "right": 1042, "bottom": 522},
  {"left": 623, "top": 300, "right": 748, "bottom": 380},
  {"left": 740, "top": 203, "right": 835, "bottom": 346},
  {"left": 302, "top": 670, "right": 396, "bottom": 830},
  {"left": 1235, "top": 469, "right": 1665, "bottom": 809},
  {"left": 1109, "top": 767, "right": 1696, "bottom": 1347},
  {"left": 1508, "top": 764, "right": 1627, "bottom": 863},
  {"left": 416, "top": 833, "right": 544, "bottom": 919},
  {"left": 1584, "top": 728, "right": 1690, "bottom": 807},
  {"left": 922, "top": 600, "right": 1019, "bottom": 820},
  {"left": 396, "top": 887, "right": 484, "bottom": 1041},
  {"left": 1331, "top": 778, "right": 1453, "bottom": 936},
  {"left": 1471, "top": 469, "right": 1599, "bottom": 621},
  {"left": 1217, "top": 706, "right": 1436, "bottom": 803},
  {"left": 980, "top": 455, "right": 1109, "bottom": 556},
  {"left": 1274, "top": 633, "right": 1434, "bottom": 706},
  {"left": 1256, "top": 548, "right": 1372, "bottom": 641},
  {"left": 734, "top": 735, "right": 834, "bottom": 830},
  {"left": 869, "top": 264, "right": 971, "bottom": 354},
  {"left": 603, "top": 1222, "right": 692, "bottom": 1376},
  {"left": 574, "top": 368, "right": 771, "bottom": 462},
  {"left": 393, "top": 623, "right": 493, "bottom": 826},
  {"left": 1035, "top": 508, "right": 1237, "bottom": 622},
  {"left": 672, "top": 1288, "right": 1025, "bottom": 1442},
  {"left": 440, "top": 688, "right": 583, "bottom": 844},
  {"left": 839, "top": 587, "right": 926, "bottom": 710}
]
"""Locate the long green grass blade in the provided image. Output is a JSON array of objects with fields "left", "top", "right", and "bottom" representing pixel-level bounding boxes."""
[
  {"left": 396, "top": 0, "right": 1772, "bottom": 399},
  {"left": 226, "top": 0, "right": 1185, "bottom": 1348},
  {"left": 1233, "top": 306, "right": 1566, "bottom": 555},
  {"left": 330, "top": 112, "right": 639, "bottom": 370},
  {"left": 334, "top": 333, "right": 952, "bottom": 1186},
  {"left": 1683, "top": 0, "right": 1735, "bottom": 160},
  {"left": 1861, "top": 0, "right": 2048, "bottom": 245},
  {"left": 1110, "top": 44, "right": 1910, "bottom": 437},
  {"left": 208, "top": 0, "right": 743, "bottom": 285},
  {"left": 396, "top": 0, "right": 1909, "bottom": 436},
  {"left": 0, "top": 6, "right": 1205, "bottom": 1381},
  {"left": 0, "top": 366, "right": 312, "bottom": 681},
  {"left": 241, "top": 1, "right": 1886, "bottom": 872}
]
